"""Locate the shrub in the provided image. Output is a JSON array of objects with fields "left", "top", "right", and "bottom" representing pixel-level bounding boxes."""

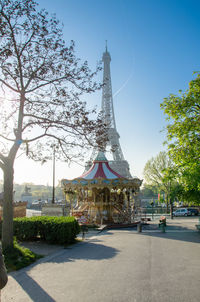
[
  {"left": 13, "top": 217, "right": 40, "bottom": 241},
  {"left": 0, "top": 216, "right": 80, "bottom": 245}
]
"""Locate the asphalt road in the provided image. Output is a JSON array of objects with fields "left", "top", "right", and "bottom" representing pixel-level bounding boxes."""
[{"left": 2, "top": 218, "right": 200, "bottom": 302}]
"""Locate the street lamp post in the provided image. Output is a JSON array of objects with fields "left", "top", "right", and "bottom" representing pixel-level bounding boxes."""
[
  {"left": 150, "top": 200, "right": 154, "bottom": 220},
  {"left": 52, "top": 146, "right": 56, "bottom": 204}
]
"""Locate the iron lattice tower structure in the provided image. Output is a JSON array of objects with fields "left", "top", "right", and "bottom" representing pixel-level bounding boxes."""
[{"left": 101, "top": 46, "right": 132, "bottom": 178}]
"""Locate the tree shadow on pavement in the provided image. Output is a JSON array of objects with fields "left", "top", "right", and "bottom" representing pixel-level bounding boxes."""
[
  {"left": 99, "top": 221, "right": 200, "bottom": 244},
  {"left": 12, "top": 272, "right": 56, "bottom": 302},
  {"left": 138, "top": 227, "right": 200, "bottom": 244},
  {"left": 7, "top": 241, "right": 119, "bottom": 302},
  {"left": 42, "top": 241, "right": 120, "bottom": 264}
]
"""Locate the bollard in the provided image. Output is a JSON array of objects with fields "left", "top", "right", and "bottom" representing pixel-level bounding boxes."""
[
  {"left": 137, "top": 222, "right": 142, "bottom": 233},
  {"left": 160, "top": 223, "right": 165, "bottom": 233}
]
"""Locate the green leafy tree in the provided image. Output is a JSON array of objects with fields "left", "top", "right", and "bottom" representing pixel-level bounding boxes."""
[
  {"left": 162, "top": 167, "right": 184, "bottom": 218},
  {"left": 140, "top": 184, "right": 158, "bottom": 199},
  {"left": 161, "top": 73, "right": 200, "bottom": 204},
  {"left": 143, "top": 151, "right": 180, "bottom": 217},
  {"left": 143, "top": 151, "right": 173, "bottom": 190},
  {"left": 0, "top": 0, "right": 106, "bottom": 249}
]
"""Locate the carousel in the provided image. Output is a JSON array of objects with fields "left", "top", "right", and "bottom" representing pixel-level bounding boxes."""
[{"left": 61, "top": 152, "right": 142, "bottom": 224}]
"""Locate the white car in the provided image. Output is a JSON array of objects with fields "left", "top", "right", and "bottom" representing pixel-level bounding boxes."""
[{"left": 173, "top": 208, "right": 190, "bottom": 217}]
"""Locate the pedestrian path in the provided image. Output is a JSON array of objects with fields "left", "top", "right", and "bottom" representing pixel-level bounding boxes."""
[
  {"left": 14, "top": 218, "right": 200, "bottom": 260},
  {"left": 2, "top": 219, "right": 200, "bottom": 302},
  {"left": 21, "top": 228, "right": 100, "bottom": 257}
]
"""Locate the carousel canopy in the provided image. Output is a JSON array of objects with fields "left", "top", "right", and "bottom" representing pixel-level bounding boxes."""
[
  {"left": 61, "top": 151, "right": 142, "bottom": 189},
  {"left": 79, "top": 151, "right": 123, "bottom": 180}
]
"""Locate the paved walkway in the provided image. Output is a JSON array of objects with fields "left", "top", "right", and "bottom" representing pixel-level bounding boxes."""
[
  {"left": 1, "top": 217, "right": 200, "bottom": 302},
  {"left": 21, "top": 229, "right": 100, "bottom": 256}
]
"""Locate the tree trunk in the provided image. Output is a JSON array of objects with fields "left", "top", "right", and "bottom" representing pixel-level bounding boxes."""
[
  {"left": 166, "top": 201, "right": 169, "bottom": 213},
  {"left": 2, "top": 163, "right": 14, "bottom": 250},
  {"left": 170, "top": 201, "right": 173, "bottom": 220}
]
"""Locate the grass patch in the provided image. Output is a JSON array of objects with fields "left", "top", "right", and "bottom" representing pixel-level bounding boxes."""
[{"left": 3, "top": 238, "right": 43, "bottom": 272}]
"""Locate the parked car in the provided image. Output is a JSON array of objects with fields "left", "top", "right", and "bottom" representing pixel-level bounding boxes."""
[
  {"left": 173, "top": 208, "right": 190, "bottom": 217},
  {"left": 187, "top": 208, "right": 199, "bottom": 216},
  {"left": 32, "top": 200, "right": 40, "bottom": 205}
]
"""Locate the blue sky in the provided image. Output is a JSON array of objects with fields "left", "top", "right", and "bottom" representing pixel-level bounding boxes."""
[{"left": 1, "top": 0, "right": 200, "bottom": 185}]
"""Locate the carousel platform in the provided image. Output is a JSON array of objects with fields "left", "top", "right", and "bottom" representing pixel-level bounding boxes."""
[
  {"left": 99, "top": 221, "right": 140, "bottom": 230},
  {"left": 97, "top": 219, "right": 154, "bottom": 231}
]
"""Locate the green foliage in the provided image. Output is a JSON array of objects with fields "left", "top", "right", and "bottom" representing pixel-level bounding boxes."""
[
  {"left": 140, "top": 184, "right": 159, "bottom": 198},
  {"left": 161, "top": 73, "right": 200, "bottom": 204},
  {"left": 177, "top": 187, "right": 200, "bottom": 205},
  {"left": 161, "top": 74, "right": 200, "bottom": 167},
  {"left": 13, "top": 217, "right": 42, "bottom": 241},
  {"left": 3, "top": 237, "right": 42, "bottom": 272},
  {"left": 143, "top": 151, "right": 174, "bottom": 194},
  {"left": 143, "top": 151, "right": 182, "bottom": 212},
  {"left": 0, "top": 216, "right": 80, "bottom": 245}
]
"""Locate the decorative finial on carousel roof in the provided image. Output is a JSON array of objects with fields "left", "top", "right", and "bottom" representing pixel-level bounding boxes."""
[{"left": 94, "top": 151, "right": 108, "bottom": 162}]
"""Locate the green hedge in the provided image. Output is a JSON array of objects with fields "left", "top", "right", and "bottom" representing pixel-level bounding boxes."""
[{"left": 1, "top": 216, "right": 80, "bottom": 245}]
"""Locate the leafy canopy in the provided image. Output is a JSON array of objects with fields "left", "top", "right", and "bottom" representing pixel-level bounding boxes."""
[
  {"left": 160, "top": 73, "right": 200, "bottom": 196},
  {"left": 143, "top": 151, "right": 173, "bottom": 189},
  {"left": 143, "top": 151, "right": 180, "bottom": 204}
]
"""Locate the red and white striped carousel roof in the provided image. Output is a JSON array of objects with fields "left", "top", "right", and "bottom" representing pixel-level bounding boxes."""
[{"left": 78, "top": 151, "right": 124, "bottom": 180}]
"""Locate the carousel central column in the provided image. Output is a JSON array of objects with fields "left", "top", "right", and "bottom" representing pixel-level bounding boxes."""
[{"left": 126, "top": 190, "right": 131, "bottom": 223}]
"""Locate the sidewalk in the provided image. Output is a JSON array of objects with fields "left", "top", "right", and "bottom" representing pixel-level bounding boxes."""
[
  {"left": 142, "top": 216, "right": 199, "bottom": 232},
  {"left": 22, "top": 228, "right": 99, "bottom": 256},
  {"left": 18, "top": 217, "right": 200, "bottom": 257},
  {"left": 2, "top": 218, "right": 200, "bottom": 302}
]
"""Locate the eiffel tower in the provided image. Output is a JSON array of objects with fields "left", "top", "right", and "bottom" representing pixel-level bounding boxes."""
[
  {"left": 86, "top": 45, "right": 132, "bottom": 178},
  {"left": 101, "top": 44, "right": 132, "bottom": 178}
]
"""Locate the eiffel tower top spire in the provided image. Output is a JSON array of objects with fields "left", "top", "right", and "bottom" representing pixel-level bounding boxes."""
[{"left": 102, "top": 44, "right": 116, "bottom": 130}]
